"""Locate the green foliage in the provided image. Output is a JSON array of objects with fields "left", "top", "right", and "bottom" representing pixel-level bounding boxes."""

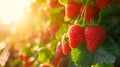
[
  {"left": 38, "top": 48, "right": 51, "bottom": 62},
  {"left": 94, "top": 63, "right": 114, "bottom": 67},
  {"left": 12, "top": 59, "right": 22, "bottom": 67},
  {"left": 56, "top": 24, "right": 70, "bottom": 40},
  {"left": 71, "top": 41, "right": 116, "bottom": 67},
  {"left": 22, "top": 46, "right": 33, "bottom": 57},
  {"left": 93, "top": 47, "right": 116, "bottom": 64},
  {"left": 59, "top": 0, "right": 68, "bottom": 5},
  {"left": 49, "top": 39, "right": 59, "bottom": 56},
  {"left": 71, "top": 44, "right": 93, "bottom": 67},
  {"left": 99, "top": 7, "right": 120, "bottom": 20}
]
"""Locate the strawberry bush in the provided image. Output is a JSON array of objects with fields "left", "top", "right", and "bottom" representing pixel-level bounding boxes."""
[{"left": 3, "top": 0, "right": 120, "bottom": 67}]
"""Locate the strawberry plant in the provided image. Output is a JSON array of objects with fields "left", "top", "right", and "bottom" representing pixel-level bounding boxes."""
[{"left": 3, "top": 0, "right": 120, "bottom": 67}]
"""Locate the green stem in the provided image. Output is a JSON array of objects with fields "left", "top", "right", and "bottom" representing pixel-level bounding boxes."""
[
  {"left": 74, "top": 15, "right": 80, "bottom": 24},
  {"left": 82, "top": 7, "right": 87, "bottom": 26},
  {"left": 81, "top": 0, "right": 90, "bottom": 26}
]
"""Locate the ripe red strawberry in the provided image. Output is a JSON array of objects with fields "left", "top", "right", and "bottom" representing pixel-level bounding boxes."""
[
  {"left": 56, "top": 42, "right": 65, "bottom": 58},
  {"left": 96, "top": 0, "right": 113, "bottom": 10},
  {"left": 85, "top": 26, "right": 107, "bottom": 52},
  {"left": 68, "top": 25, "right": 85, "bottom": 48},
  {"left": 52, "top": 56, "right": 60, "bottom": 67},
  {"left": 61, "top": 34, "right": 71, "bottom": 55},
  {"left": 19, "top": 54, "right": 29, "bottom": 61},
  {"left": 23, "top": 61, "right": 34, "bottom": 67},
  {"left": 48, "top": 0, "right": 64, "bottom": 8},
  {"left": 80, "top": 5, "right": 99, "bottom": 24},
  {"left": 65, "top": 1, "right": 81, "bottom": 18},
  {"left": 48, "top": 0, "right": 58, "bottom": 8}
]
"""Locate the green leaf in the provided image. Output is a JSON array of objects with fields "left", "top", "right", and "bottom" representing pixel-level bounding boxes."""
[
  {"left": 71, "top": 44, "right": 116, "bottom": 67},
  {"left": 94, "top": 63, "right": 114, "bottom": 67},
  {"left": 71, "top": 44, "right": 93, "bottom": 67},
  {"left": 49, "top": 39, "right": 59, "bottom": 56},
  {"left": 56, "top": 24, "right": 70, "bottom": 40},
  {"left": 99, "top": 7, "right": 120, "bottom": 20},
  {"left": 93, "top": 47, "right": 116, "bottom": 64},
  {"left": 38, "top": 48, "right": 51, "bottom": 62},
  {"left": 22, "top": 46, "right": 33, "bottom": 57},
  {"left": 101, "top": 37, "right": 118, "bottom": 55},
  {"left": 59, "top": 0, "right": 68, "bottom": 5},
  {"left": 12, "top": 59, "right": 22, "bottom": 67}
]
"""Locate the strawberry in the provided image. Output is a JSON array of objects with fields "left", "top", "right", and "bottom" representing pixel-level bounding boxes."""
[
  {"left": 68, "top": 25, "right": 85, "bottom": 48},
  {"left": 23, "top": 61, "right": 34, "bottom": 67},
  {"left": 56, "top": 42, "right": 65, "bottom": 58},
  {"left": 80, "top": 5, "right": 99, "bottom": 24},
  {"left": 65, "top": 1, "right": 81, "bottom": 18},
  {"left": 52, "top": 56, "right": 61, "bottom": 67},
  {"left": 61, "top": 34, "right": 71, "bottom": 55},
  {"left": 96, "top": 0, "right": 113, "bottom": 10},
  {"left": 48, "top": 0, "right": 64, "bottom": 8},
  {"left": 85, "top": 26, "right": 107, "bottom": 52},
  {"left": 19, "top": 54, "right": 29, "bottom": 61},
  {"left": 48, "top": 0, "right": 58, "bottom": 8}
]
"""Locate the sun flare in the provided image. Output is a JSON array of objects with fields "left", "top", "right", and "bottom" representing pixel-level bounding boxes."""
[{"left": 0, "top": 0, "right": 30, "bottom": 24}]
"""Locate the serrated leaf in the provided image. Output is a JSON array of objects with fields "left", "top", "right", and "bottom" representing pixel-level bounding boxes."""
[
  {"left": 99, "top": 7, "right": 120, "bottom": 19},
  {"left": 71, "top": 44, "right": 93, "bottom": 67},
  {"left": 71, "top": 44, "right": 116, "bottom": 67},
  {"left": 93, "top": 47, "right": 116, "bottom": 64},
  {"left": 101, "top": 37, "right": 118, "bottom": 53}
]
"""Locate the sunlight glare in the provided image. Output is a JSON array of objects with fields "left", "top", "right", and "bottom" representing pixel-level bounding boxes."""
[{"left": 0, "top": 0, "right": 29, "bottom": 24}]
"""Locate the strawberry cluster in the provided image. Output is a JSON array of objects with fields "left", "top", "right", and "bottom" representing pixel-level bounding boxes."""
[
  {"left": 51, "top": 0, "right": 112, "bottom": 66},
  {"left": 65, "top": 0, "right": 110, "bottom": 52},
  {"left": 65, "top": 0, "right": 113, "bottom": 23}
]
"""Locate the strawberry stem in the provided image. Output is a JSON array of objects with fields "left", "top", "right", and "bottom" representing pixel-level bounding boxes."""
[
  {"left": 81, "top": 0, "right": 90, "bottom": 27},
  {"left": 74, "top": 15, "right": 81, "bottom": 24},
  {"left": 82, "top": 7, "right": 87, "bottom": 26}
]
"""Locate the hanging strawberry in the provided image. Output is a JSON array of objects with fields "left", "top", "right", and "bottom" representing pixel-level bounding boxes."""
[
  {"left": 68, "top": 25, "right": 85, "bottom": 49},
  {"left": 61, "top": 34, "right": 71, "bottom": 55},
  {"left": 65, "top": 1, "right": 81, "bottom": 18},
  {"left": 85, "top": 26, "right": 107, "bottom": 52}
]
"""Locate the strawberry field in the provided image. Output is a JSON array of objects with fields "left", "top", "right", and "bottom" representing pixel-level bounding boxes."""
[{"left": 0, "top": 0, "right": 120, "bottom": 67}]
